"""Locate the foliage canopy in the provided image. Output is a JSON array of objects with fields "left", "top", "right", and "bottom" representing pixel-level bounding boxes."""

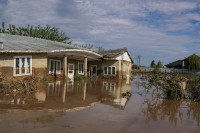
[
  {"left": 0, "top": 22, "right": 70, "bottom": 42},
  {"left": 185, "top": 54, "right": 200, "bottom": 71}
]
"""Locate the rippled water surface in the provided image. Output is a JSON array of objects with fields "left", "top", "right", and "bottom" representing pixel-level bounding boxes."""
[{"left": 0, "top": 75, "right": 200, "bottom": 133}]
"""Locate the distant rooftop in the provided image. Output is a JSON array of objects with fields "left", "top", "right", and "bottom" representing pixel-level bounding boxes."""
[
  {"left": 165, "top": 60, "right": 184, "bottom": 68},
  {"left": 0, "top": 33, "right": 93, "bottom": 52}
]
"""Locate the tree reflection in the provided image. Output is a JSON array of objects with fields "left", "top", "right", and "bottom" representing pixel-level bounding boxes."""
[
  {"left": 142, "top": 98, "right": 183, "bottom": 126},
  {"left": 187, "top": 102, "right": 200, "bottom": 126},
  {"left": 143, "top": 96, "right": 200, "bottom": 126}
]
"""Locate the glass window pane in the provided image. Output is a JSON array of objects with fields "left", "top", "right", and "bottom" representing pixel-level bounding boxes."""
[
  {"left": 108, "top": 67, "right": 111, "bottom": 75},
  {"left": 81, "top": 64, "right": 84, "bottom": 73},
  {"left": 79, "top": 63, "right": 83, "bottom": 73},
  {"left": 112, "top": 67, "right": 115, "bottom": 75},
  {"left": 51, "top": 60, "right": 54, "bottom": 73},
  {"left": 93, "top": 66, "right": 96, "bottom": 74},
  {"left": 27, "top": 58, "right": 30, "bottom": 73},
  {"left": 21, "top": 58, "right": 25, "bottom": 74},
  {"left": 15, "top": 58, "right": 19, "bottom": 74},
  {"left": 104, "top": 67, "right": 107, "bottom": 75},
  {"left": 57, "top": 61, "right": 60, "bottom": 73}
]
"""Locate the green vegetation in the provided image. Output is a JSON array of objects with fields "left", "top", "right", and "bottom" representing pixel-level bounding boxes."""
[
  {"left": 187, "top": 76, "right": 200, "bottom": 100},
  {"left": 96, "top": 46, "right": 105, "bottom": 53},
  {"left": 40, "top": 66, "right": 49, "bottom": 82},
  {"left": 185, "top": 54, "right": 200, "bottom": 71},
  {"left": 157, "top": 60, "right": 163, "bottom": 68},
  {"left": 150, "top": 60, "right": 163, "bottom": 68},
  {"left": 0, "top": 21, "right": 70, "bottom": 42},
  {"left": 132, "top": 64, "right": 138, "bottom": 69},
  {"left": 150, "top": 60, "right": 156, "bottom": 68},
  {"left": 144, "top": 70, "right": 200, "bottom": 101},
  {"left": 80, "top": 44, "right": 93, "bottom": 49},
  {"left": 74, "top": 75, "right": 89, "bottom": 81}
]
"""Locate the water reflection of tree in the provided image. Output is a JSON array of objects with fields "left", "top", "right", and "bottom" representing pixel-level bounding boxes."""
[
  {"left": 143, "top": 97, "right": 200, "bottom": 126},
  {"left": 187, "top": 102, "right": 200, "bottom": 126},
  {"left": 142, "top": 97, "right": 184, "bottom": 126}
]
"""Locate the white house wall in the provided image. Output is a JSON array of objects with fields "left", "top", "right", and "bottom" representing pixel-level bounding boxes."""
[{"left": 116, "top": 52, "right": 132, "bottom": 62}]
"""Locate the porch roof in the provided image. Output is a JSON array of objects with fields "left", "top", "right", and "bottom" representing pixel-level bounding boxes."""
[{"left": 48, "top": 49, "right": 103, "bottom": 61}]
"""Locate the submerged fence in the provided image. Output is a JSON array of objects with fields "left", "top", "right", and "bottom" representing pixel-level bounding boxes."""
[{"left": 138, "top": 67, "right": 200, "bottom": 74}]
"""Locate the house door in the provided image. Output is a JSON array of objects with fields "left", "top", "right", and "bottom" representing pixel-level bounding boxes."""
[
  {"left": 68, "top": 64, "right": 74, "bottom": 79},
  {"left": 90, "top": 65, "right": 97, "bottom": 77}
]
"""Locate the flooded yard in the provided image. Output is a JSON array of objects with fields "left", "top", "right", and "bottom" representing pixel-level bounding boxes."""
[{"left": 0, "top": 75, "right": 200, "bottom": 133}]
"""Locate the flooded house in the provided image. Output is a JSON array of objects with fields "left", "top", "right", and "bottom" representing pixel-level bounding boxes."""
[{"left": 0, "top": 34, "right": 133, "bottom": 80}]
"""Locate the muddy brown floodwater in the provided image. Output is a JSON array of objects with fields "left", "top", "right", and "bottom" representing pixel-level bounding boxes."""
[{"left": 0, "top": 75, "right": 200, "bottom": 133}]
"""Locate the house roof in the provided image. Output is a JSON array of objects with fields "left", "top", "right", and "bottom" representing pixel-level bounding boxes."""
[
  {"left": 165, "top": 60, "right": 183, "bottom": 68},
  {"left": 98, "top": 48, "right": 134, "bottom": 63},
  {"left": 103, "top": 53, "right": 122, "bottom": 58},
  {"left": 0, "top": 33, "right": 92, "bottom": 51}
]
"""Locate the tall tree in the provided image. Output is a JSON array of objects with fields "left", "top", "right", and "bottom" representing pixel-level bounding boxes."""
[
  {"left": 0, "top": 21, "right": 70, "bottom": 42},
  {"left": 1, "top": 22, "right": 6, "bottom": 33},
  {"left": 157, "top": 60, "right": 163, "bottom": 68},
  {"left": 96, "top": 46, "right": 105, "bottom": 53},
  {"left": 151, "top": 60, "right": 156, "bottom": 68},
  {"left": 185, "top": 54, "right": 200, "bottom": 71},
  {"left": 80, "top": 44, "right": 93, "bottom": 49}
]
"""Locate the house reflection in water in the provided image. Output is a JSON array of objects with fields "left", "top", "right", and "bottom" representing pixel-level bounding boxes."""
[
  {"left": 48, "top": 81, "right": 61, "bottom": 96},
  {"left": 102, "top": 80, "right": 131, "bottom": 110},
  {"left": 32, "top": 79, "right": 132, "bottom": 110}
]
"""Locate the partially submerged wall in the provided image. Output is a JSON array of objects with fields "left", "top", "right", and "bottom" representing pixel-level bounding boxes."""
[
  {"left": 0, "top": 53, "right": 47, "bottom": 79},
  {"left": 121, "top": 61, "right": 132, "bottom": 80}
]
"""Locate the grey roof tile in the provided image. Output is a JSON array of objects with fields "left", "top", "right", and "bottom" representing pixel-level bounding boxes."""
[{"left": 0, "top": 33, "right": 92, "bottom": 51}]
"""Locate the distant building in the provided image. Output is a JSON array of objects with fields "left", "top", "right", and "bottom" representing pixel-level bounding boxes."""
[{"left": 165, "top": 60, "right": 185, "bottom": 69}]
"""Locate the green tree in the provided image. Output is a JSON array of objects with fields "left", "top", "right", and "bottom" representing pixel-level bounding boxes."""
[
  {"left": 132, "top": 64, "right": 138, "bottom": 69},
  {"left": 185, "top": 54, "right": 200, "bottom": 71},
  {"left": 1, "top": 22, "right": 6, "bottom": 33},
  {"left": 151, "top": 60, "right": 156, "bottom": 68},
  {"left": 157, "top": 60, "right": 163, "bottom": 68},
  {"left": 96, "top": 46, "right": 105, "bottom": 53},
  {"left": 80, "top": 44, "right": 93, "bottom": 49},
  {"left": 0, "top": 21, "right": 70, "bottom": 42}
]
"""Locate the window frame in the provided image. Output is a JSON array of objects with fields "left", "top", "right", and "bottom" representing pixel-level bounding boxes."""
[
  {"left": 49, "top": 59, "right": 61, "bottom": 74},
  {"left": 78, "top": 62, "right": 84, "bottom": 75},
  {"left": 103, "top": 66, "right": 116, "bottom": 76},
  {"left": 13, "top": 56, "right": 32, "bottom": 77}
]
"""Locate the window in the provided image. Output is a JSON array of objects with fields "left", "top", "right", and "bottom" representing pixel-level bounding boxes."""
[
  {"left": 78, "top": 62, "right": 84, "bottom": 75},
  {"left": 104, "top": 66, "right": 116, "bottom": 75},
  {"left": 49, "top": 59, "right": 61, "bottom": 74},
  {"left": 103, "top": 82, "right": 116, "bottom": 93},
  {"left": 14, "top": 56, "right": 32, "bottom": 76}
]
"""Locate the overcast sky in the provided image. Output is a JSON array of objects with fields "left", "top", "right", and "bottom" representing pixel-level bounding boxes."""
[{"left": 0, "top": 0, "right": 200, "bottom": 66}]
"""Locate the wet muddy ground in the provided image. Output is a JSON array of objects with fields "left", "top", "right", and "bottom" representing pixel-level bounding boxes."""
[{"left": 0, "top": 75, "right": 200, "bottom": 133}]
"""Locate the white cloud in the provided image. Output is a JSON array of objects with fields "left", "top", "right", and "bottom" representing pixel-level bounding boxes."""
[{"left": 144, "top": 1, "right": 197, "bottom": 14}]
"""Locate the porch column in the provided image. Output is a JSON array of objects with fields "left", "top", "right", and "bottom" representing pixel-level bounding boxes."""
[
  {"left": 82, "top": 82, "right": 87, "bottom": 101},
  {"left": 62, "top": 80, "right": 67, "bottom": 103},
  {"left": 63, "top": 55, "right": 68, "bottom": 78},
  {"left": 84, "top": 57, "right": 87, "bottom": 77}
]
